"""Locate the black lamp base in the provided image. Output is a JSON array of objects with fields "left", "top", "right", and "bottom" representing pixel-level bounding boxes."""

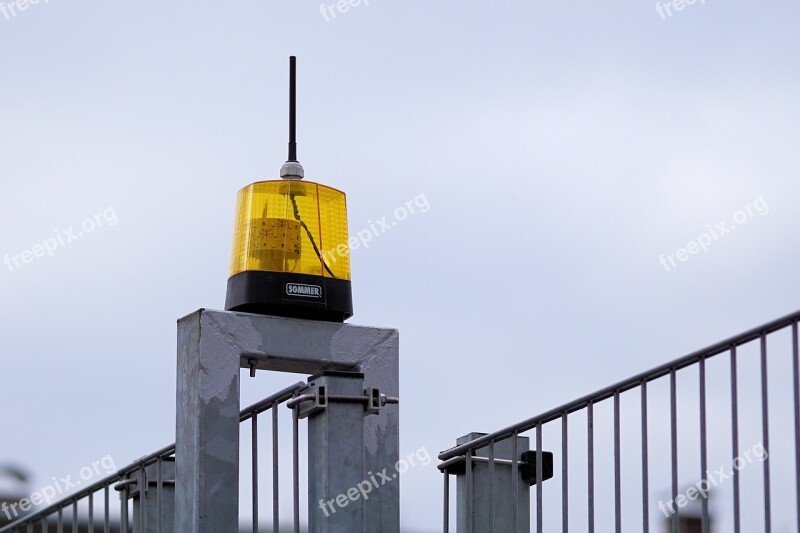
[{"left": 225, "top": 271, "right": 353, "bottom": 323}]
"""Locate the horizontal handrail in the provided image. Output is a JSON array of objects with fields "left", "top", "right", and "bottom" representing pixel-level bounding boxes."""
[
  {"left": 0, "top": 381, "right": 306, "bottom": 532},
  {"left": 439, "top": 309, "right": 800, "bottom": 461}
]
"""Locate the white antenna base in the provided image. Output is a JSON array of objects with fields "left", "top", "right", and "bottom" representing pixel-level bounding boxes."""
[{"left": 281, "top": 161, "right": 305, "bottom": 180}]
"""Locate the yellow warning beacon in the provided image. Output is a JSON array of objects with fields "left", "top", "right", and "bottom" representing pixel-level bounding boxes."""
[{"left": 225, "top": 57, "right": 352, "bottom": 322}]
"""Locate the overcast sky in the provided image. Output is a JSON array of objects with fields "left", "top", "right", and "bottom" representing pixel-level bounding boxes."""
[{"left": 1, "top": 0, "right": 799, "bottom": 531}]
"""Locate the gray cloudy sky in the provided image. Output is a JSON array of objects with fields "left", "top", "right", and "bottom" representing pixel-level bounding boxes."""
[{"left": 1, "top": 0, "right": 799, "bottom": 531}]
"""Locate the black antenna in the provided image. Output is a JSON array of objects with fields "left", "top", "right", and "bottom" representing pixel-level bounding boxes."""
[{"left": 288, "top": 56, "right": 297, "bottom": 162}]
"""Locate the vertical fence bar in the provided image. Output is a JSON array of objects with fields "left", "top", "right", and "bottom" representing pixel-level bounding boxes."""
[
  {"left": 562, "top": 414, "right": 568, "bottom": 533},
  {"left": 104, "top": 485, "right": 110, "bottom": 533},
  {"left": 536, "top": 422, "right": 543, "bottom": 533},
  {"left": 731, "top": 345, "right": 741, "bottom": 533},
  {"left": 292, "top": 407, "right": 300, "bottom": 533},
  {"left": 488, "top": 440, "right": 495, "bottom": 532},
  {"left": 614, "top": 391, "right": 621, "bottom": 533},
  {"left": 793, "top": 321, "right": 800, "bottom": 532},
  {"left": 120, "top": 488, "right": 128, "bottom": 533},
  {"left": 272, "top": 404, "right": 280, "bottom": 533},
  {"left": 761, "top": 335, "right": 772, "bottom": 533},
  {"left": 699, "top": 357, "right": 709, "bottom": 533},
  {"left": 57, "top": 507, "right": 63, "bottom": 533},
  {"left": 443, "top": 471, "right": 449, "bottom": 533},
  {"left": 252, "top": 414, "right": 259, "bottom": 533},
  {"left": 89, "top": 491, "right": 94, "bottom": 533},
  {"left": 465, "top": 449, "right": 473, "bottom": 533},
  {"left": 587, "top": 401, "right": 594, "bottom": 533},
  {"left": 670, "top": 368, "right": 678, "bottom": 533},
  {"left": 641, "top": 381, "right": 649, "bottom": 533},
  {"left": 73, "top": 501, "right": 78, "bottom": 533},
  {"left": 511, "top": 434, "right": 518, "bottom": 531},
  {"left": 139, "top": 467, "right": 146, "bottom": 532},
  {"left": 156, "top": 458, "right": 163, "bottom": 533}
]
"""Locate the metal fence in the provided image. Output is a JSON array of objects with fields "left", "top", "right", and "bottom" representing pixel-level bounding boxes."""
[
  {"left": 6, "top": 307, "right": 798, "bottom": 532},
  {"left": 1, "top": 309, "right": 400, "bottom": 533},
  {"left": 439, "top": 310, "right": 800, "bottom": 532},
  {"left": 0, "top": 381, "right": 305, "bottom": 533}
]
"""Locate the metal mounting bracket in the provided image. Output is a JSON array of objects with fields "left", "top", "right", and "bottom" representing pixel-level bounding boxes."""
[{"left": 288, "top": 382, "right": 399, "bottom": 419}]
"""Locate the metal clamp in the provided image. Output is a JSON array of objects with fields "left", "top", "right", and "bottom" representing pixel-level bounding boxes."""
[
  {"left": 288, "top": 385, "right": 399, "bottom": 419},
  {"left": 288, "top": 384, "right": 328, "bottom": 418},
  {"left": 437, "top": 451, "right": 554, "bottom": 486},
  {"left": 113, "top": 471, "right": 176, "bottom": 498},
  {"left": 366, "top": 387, "right": 399, "bottom": 415}
]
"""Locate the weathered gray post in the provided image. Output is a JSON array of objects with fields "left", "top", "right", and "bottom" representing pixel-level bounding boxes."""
[
  {"left": 300, "top": 372, "right": 367, "bottom": 532},
  {"left": 454, "top": 433, "right": 531, "bottom": 533},
  {"left": 125, "top": 459, "right": 176, "bottom": 533},
  {"left": 175, "top": 309, "right": 399, "bottom": 533}
]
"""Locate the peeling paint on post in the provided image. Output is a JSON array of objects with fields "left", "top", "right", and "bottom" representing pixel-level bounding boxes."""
[{"left": 176, "top": 310, "right": 241, "bottom": 532}]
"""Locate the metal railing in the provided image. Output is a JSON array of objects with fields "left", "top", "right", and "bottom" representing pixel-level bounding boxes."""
[
  {"left": 440, "top": 310, "right": 800, "bottom": 532},
  {"left": 0, "top": 382, "right": 306, "bottom": 533},
  {"left": 239, "top": 381, "right": 310, "bottom": 533},
  {"left": 3, "top": 310, "right": 400, "bottom": 533}
]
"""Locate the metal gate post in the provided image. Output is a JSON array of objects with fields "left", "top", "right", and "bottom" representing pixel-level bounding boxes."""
[
  {"left": 125, "top": 459, "right": 176, "bottom": 533},
  {"left": 175, "top": 311, "right": 241, "bottom": 532},
  {"left": 175, "top": 309, "right": 399, "bottom": 533},
  {"left": 299, "top": 371, "right": 369, "bottom": 532},
  {"left": 455, "top": 433, "right": 531, "bottom": 533}
]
